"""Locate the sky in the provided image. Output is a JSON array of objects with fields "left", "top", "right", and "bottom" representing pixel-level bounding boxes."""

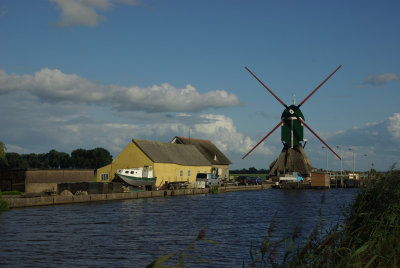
[{"left": 0, "top": 0, "right": 399, "bottom": 172}]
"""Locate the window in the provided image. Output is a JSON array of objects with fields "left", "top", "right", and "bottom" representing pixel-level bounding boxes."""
[
  {"left": 180, "top": 170, "right": 183, "bottom": 177},
  {"left": 100, "top": 173, "right": 109, "bottom": 181},
  {"left": 188, "top": 170, "right": 191, "bottom": 177}
]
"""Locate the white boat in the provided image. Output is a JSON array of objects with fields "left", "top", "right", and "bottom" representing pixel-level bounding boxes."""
[{"left": 115, "top": 166, "right": 156, "bottom": 187}]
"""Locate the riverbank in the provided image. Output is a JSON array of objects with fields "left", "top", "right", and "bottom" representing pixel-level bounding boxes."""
[
  {"left": 3, "top": 184, "right": 271, "bottom": 208},
  {"left": 280, "top": 171, "right": 400, "bottom": 267}
]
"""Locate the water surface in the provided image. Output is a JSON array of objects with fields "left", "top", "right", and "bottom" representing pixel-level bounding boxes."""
[{"left": 0, "top": 189, "right": 359, "bottom": 267}]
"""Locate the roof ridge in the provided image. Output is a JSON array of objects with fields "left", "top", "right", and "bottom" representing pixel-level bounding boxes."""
[{"left": 177, "top": 136, "right": 212, "bottom": 143}]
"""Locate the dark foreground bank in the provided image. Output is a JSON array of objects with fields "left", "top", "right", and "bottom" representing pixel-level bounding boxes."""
[{"left": 290, "top": 171, "right": 400, "bottom": 267}]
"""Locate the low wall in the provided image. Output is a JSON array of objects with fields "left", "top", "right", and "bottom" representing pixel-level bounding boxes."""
[
  {"left": 25, "top": 183, "right": 58, "bottom": 194},
  {"left": 4, "top": 185, "right": 270, "bottom": 208}
]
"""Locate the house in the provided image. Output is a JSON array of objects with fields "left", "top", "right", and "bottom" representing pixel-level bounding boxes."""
[
  {"left": 171, "top": 136, "right": 232, "bottom": 180},
  {"left": 96, "top": 139, "right": 212, "bottom": 187}
]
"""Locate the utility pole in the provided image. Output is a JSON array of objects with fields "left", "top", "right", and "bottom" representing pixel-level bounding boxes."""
[
  {"left": 349, "top": 148, "right": 355, "bottom": 174},
  {"left": 322, "top": 146, "right": 328, "bottom": 172},
  {"left": 337, "top": 145, "right": 343, "bottom": 187}
]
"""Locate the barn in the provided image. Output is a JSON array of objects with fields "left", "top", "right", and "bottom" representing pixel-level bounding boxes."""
[
  {"left": 0, "top": 169, "right": 94, "bottom": 194},
  {"left": 170, "top": 136, "right": 232, "bottom": 181},
  {"left": 96, "top": 139, "right": 213, "bottom": 187}
]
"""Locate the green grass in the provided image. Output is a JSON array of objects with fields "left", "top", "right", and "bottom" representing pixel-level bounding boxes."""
[
  {"left": 1, "top": 190, "right": 22, "bottom": 195},
  {"left": 0, "top": 190, "right": 10, "bottom": 212},
  {"left": 289, "top": 171, "right": 400, "bottom": 267}
]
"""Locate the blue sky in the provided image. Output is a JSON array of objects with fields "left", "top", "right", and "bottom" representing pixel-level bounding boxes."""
[{"left": 1, "top": 0, "right": 399, "bottom": 171}]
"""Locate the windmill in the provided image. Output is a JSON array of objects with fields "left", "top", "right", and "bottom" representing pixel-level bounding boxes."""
[{"left": 242, "top": 65, "right": 342, "bottom": 177}]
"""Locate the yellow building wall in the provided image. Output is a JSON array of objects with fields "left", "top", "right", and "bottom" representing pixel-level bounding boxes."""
[
  {"left": 96, "top": 142, "right": 153, "bottom": 182},
  {"left": 212, "top": 164, "right": 230, "bottom": 180},
  {"left": 153, "top": 163, "right": 211, "bottom": 187},
  {"left": 96, "top": 141, "right": 212, "bottom": 186}
]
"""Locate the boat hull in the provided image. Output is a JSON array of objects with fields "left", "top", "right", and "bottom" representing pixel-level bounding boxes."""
[{"left": 116, "top": 174, "right": 156, "bottom": 187}]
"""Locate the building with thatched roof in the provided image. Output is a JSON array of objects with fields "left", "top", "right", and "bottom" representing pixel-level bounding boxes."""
[
  {"left": 96, "top": 139, "right": 212, "bottom": 187},
  {"left": 269, "top": 145, "right": 313, "bottom": 178},
  {"left": 171, "top": 136, "right": 232, "bottom": 180}
]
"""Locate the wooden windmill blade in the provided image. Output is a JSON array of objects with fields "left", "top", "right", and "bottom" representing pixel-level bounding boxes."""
[
  {"left": 298, "top": 117, "right": 342, "bottom": 160},
  {"left": 244, "top": 67, "right": 288, "bottom": 108},
  {"left": 242, "top": 120, "right": 283, "bottom": 159},
  {"left": 242, "top": 64, "right": 343, "bottom": 177},
  {"left": 297, "top": 65, "right": 342, "bottom": 108}
]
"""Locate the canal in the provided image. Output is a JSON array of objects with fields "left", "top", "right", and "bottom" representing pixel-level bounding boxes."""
[{"left": 0, "top": 188, "right": 359, "bottom": 267}]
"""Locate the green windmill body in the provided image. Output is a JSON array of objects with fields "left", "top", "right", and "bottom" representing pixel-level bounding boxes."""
[
  {"left": 281, "top": 105, "right": 304, "bottom": 148},
  {"left": 242, "top": 66, "right": 343, "bottom": 178}
]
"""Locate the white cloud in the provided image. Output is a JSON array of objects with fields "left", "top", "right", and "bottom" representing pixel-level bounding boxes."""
[
  {"left": 363, "top": 73, "right": 400, "bottom": 87},
  {"left": 193, "top": 114, "right": 273, "bottom": 156},
  {"left": 388, "top": 113, "right": 400, "bottom": 139},
  {"left": 312, "top": 114, "right": 400, "bottom": 171},
  {"left": 0, "top": 68, "right": 240, "bottom": 113},
  {"left": 51, "top": 0, "right": 110, "bottom": 27},
  {"left": 50, "top": 0, "right": 140, "bottom": 27}
]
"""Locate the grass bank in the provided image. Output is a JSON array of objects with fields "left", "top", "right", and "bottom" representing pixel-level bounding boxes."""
[
  {"left": 292, "top": 170, "right": 400, "bottom": 267},
  {"left": 0, "top": 190, "right": 10, "bottom": 212}
]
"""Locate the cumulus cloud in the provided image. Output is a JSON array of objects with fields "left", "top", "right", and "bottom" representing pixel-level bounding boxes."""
[
  {"left": 363, "top": 73, "right": 400, "bottom": 87},
  {"left": 314, "top": 113, "right": 400, "bottom": 171},
  {"left": 388, "top": 113, "right": 400, "bottom": 139},
  {"left": 0, "top": 68, "right": 240, "bottom": 113},
  {"left": 50, "top": 0, "right": 140, "bottom": 27},
  {"left": 193, "top": 114, "right": 273, "bottom": 156}
]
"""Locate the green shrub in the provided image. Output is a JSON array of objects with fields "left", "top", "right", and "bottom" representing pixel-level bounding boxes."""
[
  {"left": 1, "top": 190, "right": 22, "bottom": 195},
  {"left": 0, "top": 190, "right": 10, "bottom": 212},
  {"left": 209, "top": 186, "right": 219, "bottom": 194}
]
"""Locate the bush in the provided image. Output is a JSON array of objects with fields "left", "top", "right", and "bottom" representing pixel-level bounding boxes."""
[
  {"left": 0, "top": 190, "right": 10, "bottom": 212},
  {"left": 1, "top": 190, "right": 22, "bottom": 195}
]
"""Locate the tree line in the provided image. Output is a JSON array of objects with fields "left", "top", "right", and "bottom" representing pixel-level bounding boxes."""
[
  {"left": 230, "top": 167, "right": 269, "bottom": 174},
  {"left": 0, "top": 144, "right": 112, "bottom": 170}
]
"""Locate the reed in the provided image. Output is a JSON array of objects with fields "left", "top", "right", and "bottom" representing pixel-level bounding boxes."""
[
  {"left": 0, "top": 190, "right": 10, "bottom": 212},
  {"left": 291, "top": 171, "right": 400, "bottom": 267}
]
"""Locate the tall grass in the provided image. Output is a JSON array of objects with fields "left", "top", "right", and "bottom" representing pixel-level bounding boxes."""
[
  {"left": 0, "top": 190, "right": 10, "bottom": 212},
  {"left": 290, "top": 171, "right": 400, "bottom": 267}
]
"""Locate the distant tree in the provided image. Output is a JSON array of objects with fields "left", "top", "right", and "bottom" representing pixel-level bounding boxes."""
[
  {"left": 71, "top": 147, "right": 111, "bottom": 169},
  {"left": 6, "top": 153, "right": 29, "bottom": 169},
  {"left": 390, "top": 162, "right": 397, "bottom": 171},
  {"left": 248, "top": 167, "right": 258, "bottom": 174},
  {"left": 21, "top": 153, "right": 41, "bottom": 168},
  {"left": 58, "top": 152, "right": 71, "bottom": 168},
  {"left": 47, "top": 149, "right": 71, "bottom": 168},
  {"left": 38, "top": 153, "right": 49, "bottom": 168},
  {"left": 0, "top": 142, "right": 8, "bottom": 168},
  {"left": 91, "top": 148, "right": 112, "bottom": 169},
  {"left": 230, "top": 167, "right": 269, "bottom": 174},
  {"left": 71, "top": 149, "right": 89, "bottom": 168}
]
